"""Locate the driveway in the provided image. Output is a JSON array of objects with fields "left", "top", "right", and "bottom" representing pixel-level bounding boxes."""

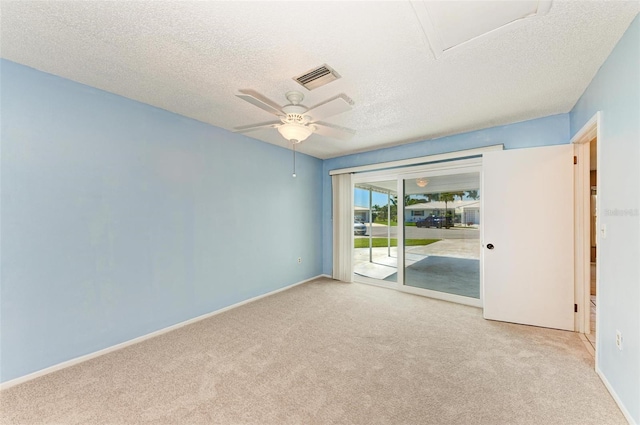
[{"left": 356, "top": 224, "right": 479, "bottom": 240}]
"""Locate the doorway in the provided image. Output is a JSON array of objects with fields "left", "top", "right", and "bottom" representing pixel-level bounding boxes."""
[{"left": 572, "top": 111, "right": 600, "bottom": 352}]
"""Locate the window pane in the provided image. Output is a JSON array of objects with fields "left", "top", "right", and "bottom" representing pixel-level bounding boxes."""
[
  {"left": 403, "top": 173, "right": 480, "bottom": 298},
  {"left": 353, "top": 181, "right": 397, "bottom": 282}
]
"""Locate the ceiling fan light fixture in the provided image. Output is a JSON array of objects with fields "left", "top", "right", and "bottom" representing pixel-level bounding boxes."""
[
  {"left": 277, "top": 122, "right": 315, "bottom": 143},
  {"left": 416, "top": 178, "right": 429, "bottom": 188}
]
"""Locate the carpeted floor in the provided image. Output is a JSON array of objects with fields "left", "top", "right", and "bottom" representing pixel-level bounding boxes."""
[
  {"left": 0, "top": 278, "right": 625, "bottom": 425},
  {"left": 385, "top": 255, "right": 480, "bottom": 298}
]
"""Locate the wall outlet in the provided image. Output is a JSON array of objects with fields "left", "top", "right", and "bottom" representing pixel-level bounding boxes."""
[
  {"left": 297, "top": 257, "right": 302, "bottom": 264},
  {"left": 615, "top": 330, "right": 623, "bottom": 350}
]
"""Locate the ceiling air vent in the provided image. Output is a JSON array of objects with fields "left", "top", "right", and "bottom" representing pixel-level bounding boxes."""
[{"left": 293, "top": 64, "right": 341, "bottom": 91}]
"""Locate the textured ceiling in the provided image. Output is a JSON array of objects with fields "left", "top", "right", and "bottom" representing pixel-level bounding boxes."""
[{"left": 1, "top": 1, "right": 638, "bottom": 159}]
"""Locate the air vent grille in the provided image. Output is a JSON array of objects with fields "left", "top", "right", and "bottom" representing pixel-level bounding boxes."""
[
  {"left": 297, "top": 67, "right": 331, "bottom": 84},
  {"left": 293, "top": 64, "right": 341, "bottom": 90}
]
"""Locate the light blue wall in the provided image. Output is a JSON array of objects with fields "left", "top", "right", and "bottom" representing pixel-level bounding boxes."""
[
  {"left": 570, "top": 14, "right": 640, "bottom": 423},
  {"left": 0, "top": 60, "right": 323, "bottom": 383},
  {"left": 321, "top": 113, "right": 570, "bottom": 275}
]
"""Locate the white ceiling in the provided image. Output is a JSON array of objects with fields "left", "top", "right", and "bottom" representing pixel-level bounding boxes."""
[
  {"left": 1, "top": 1, "right": 638, "bottom": 159},
  {"left": 357, "top": 172, "right": 480, "bottom": 196}
]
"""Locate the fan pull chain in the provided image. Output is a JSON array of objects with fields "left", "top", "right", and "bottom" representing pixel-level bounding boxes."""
[{"left": 292, "top": 142, "right": 297, "bottom": 178}]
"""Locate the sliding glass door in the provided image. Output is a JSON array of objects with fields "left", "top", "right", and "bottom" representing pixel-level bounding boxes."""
[
  {"left": 351, "top": 160, "right": 482, "bottom": 306},
  {"left": 402, "top": 171, "right": 481, "bottom": 303}
]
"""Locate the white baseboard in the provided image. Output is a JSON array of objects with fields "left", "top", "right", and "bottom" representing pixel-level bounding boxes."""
[
  {"left": 596, "top": 366, "right": 637, "bottom": 425},
  {"left": 0, "top": 274, "right": 326, "bottom": 391}
]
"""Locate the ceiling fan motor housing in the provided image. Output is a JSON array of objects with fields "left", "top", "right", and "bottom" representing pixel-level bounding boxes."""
[
  {"left": 282, "top": 103, "right": 307, "bottom": 115},
  {"left": 280, "top": 112, "right": 309, "bottom": 125},
  {"left": 285, "top": 91, "right": 304, "bottom": 105}
]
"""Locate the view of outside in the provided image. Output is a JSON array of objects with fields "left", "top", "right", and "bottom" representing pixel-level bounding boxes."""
[
  {"left": 402, "top": 177, "right": 480, "bottom": 298},
  {"left": 353, "top": 181, "right": 400, "bottom": 282},
  {"left": 353, "top": 173, "right": 481, "bottom": 299}
]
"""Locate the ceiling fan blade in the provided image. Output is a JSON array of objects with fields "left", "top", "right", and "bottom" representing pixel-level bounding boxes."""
[
  {"left": 306, "top": 94, "right": 354, "bottom": 122},
  {"left": 233, "top": 121, "right": 281, "bottom": 133},
  {"left": 313, "top": 122, "right": 356, "bottom": 141},
  {"left": 236, "top": 89, "right": 284, "bottom": 116}
]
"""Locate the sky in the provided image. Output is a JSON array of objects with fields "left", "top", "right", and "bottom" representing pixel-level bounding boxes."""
[{"left": 354, "top": 188, "right": 398, "bottom": 208}]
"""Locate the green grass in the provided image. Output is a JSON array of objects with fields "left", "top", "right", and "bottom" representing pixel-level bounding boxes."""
[
  {"left": 354, "top": 238, "right": 439, "bottom": 248},
  {"left": 372, "top": 221, "right": 417, "bottom": 226}
]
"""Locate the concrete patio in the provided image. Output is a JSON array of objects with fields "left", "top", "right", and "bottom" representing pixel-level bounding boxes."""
[{"left": 353, "top": 238, "right": 480, "bottom": 281}]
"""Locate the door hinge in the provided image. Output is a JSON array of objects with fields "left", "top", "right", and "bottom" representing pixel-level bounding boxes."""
[
  {"left": 574, "top": 304, "right": 578, "bottom": 313},
  {"left": 573, "top": 156, "right": 577, "bottom": 165}
]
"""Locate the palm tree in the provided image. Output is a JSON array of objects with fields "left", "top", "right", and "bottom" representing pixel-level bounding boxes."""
[
  {"left": 425, "top": 192, "right": 440, "bottom": 203},
  {"left": 440, "top": 192, "right": 456, "bottom": 228},
  {"left": 465, "top": 190, "right": 479, "bottom": 200},
  {"left": 404, "top": 196, "right": 427, "bottom": 205},
  {"left": 388, "top": 196, "right": 398, "bottom": 222}
]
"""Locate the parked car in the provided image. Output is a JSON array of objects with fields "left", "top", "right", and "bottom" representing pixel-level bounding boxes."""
[
  {"left": 416, "top": 215, "right": 453, "bottom": 229},
  {"left": 354, "top": 221, "right": 367, "bottom": 235}
]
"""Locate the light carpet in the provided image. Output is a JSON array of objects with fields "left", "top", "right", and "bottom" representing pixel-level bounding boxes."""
[{"left": 0, "top": 278, "right": 625, "bottom": 424}]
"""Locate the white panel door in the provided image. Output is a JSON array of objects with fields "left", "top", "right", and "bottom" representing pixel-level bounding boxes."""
[{"left": 483, "top": 145, "right": 574, "bottom": 330}]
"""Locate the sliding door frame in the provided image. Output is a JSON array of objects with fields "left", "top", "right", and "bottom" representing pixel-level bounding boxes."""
[{"left": 351, "top": 158, "right": 483, "bottom": 307}]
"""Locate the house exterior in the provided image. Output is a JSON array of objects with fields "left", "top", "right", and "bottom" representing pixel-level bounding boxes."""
[
  {"left": 354, "top": 206, "right": 371, "bottom": 223},
  {"left": 404, "top": 200, "right": 480, "bottom": 224}
]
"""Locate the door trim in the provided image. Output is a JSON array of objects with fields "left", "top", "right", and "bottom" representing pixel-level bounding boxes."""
[{"left": 571, "top": 112, "right": 601, "bottom": 342}]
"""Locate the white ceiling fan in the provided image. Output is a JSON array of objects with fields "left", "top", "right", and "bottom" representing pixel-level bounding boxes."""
[{"left": 233, "top": 89, "right": 356, "bottom": 144}]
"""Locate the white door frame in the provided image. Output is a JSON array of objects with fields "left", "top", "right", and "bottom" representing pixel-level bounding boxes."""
[{"left": 571, "top": 112, "right": 601, "bottom": 338}]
